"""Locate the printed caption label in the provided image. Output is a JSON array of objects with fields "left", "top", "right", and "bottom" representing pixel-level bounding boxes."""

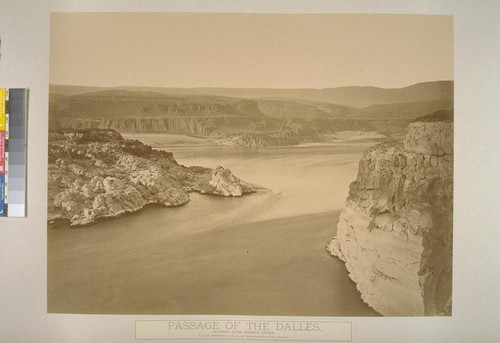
[{"left": 136, "top": 319, "right": 351, "bottom": 341}]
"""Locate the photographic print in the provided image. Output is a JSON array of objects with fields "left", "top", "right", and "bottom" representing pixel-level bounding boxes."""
[{"left": 47, "top": 13, "right": 453, "bottom": 316}]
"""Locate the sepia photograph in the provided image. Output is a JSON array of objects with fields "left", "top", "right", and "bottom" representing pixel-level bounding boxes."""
[{"left": 47, "top": 12, "right": 453, "bottom": 317}]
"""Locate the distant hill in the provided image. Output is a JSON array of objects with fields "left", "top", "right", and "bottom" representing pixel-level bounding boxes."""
[
  {"left": 256, "top": 99, "right": 357, "bottom": 119},
  {"left": 50, "top": 90, "right": 270, "bottom": 120},
  {"left": 119, "top": 80, "right": 453, "bottom": 108},
  {"left": 359, "top": 99, "right": 453, "bottom": 119},
  {"left": 49, "top": 81, "right": 453, "bottom": 139},
  {"left": 49, "top": 88, "right": 281, "bottom": 135},
  {"left": 52, "top": 81, "right": 453, "bottom": 108},
  {"left": 50, "top": 85, "right": 107, "bottom": 96}
]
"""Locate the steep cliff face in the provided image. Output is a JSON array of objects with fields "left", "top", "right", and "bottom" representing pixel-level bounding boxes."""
[
  {"left": 48, "top": 129, "right": 254, "bottom": 226},
  {"left": 328, "top": 111, "right": 453, "bottom": 316},
  {"left": 54, "top": 117, "right": 218, "bottom": 135},
  {"left": 49, "top": 91, "right": 277, "bottom": 136}
]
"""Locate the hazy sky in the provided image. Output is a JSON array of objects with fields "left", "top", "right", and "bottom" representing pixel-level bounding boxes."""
[{"left": 50, "top": 13, "right": 453, "bottom": 89}]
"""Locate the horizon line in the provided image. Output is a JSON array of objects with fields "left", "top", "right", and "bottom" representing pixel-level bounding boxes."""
[{"left": 49, "top": 80, "right": 454, "bottom": 91}]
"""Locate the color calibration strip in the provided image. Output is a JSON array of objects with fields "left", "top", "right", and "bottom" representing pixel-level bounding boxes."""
[{"left": 0, "top": 88, "right": 28, "bottom": 217}]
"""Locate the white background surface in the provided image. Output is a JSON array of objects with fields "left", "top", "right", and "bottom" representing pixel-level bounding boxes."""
[{"left": 0, "top": 1, "right": 499, "bottom": 342}]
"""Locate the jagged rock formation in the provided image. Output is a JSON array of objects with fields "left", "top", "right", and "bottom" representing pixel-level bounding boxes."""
[
  {"left": 48, "top": 129, "right": 253, "bottom": 226},
  {"left": 328, "top": 110, "right": 453, "bottom": 316},
  {"left": 236, "top": 130, "right": 300, "bottom": 147}
]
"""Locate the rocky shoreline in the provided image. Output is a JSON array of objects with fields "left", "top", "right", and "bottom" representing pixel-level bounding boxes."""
[
  {"left": 328, "top": 110, "right": 453, "bottom": 316},
  {"left": 48, "top": 129, "right": 254, "bottom": 226}
]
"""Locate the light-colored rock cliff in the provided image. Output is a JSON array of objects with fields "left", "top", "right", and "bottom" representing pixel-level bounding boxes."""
[
  {"left": 236, "top": 130, "right": 300, "bottom": 147},
  {"left": 48, "top": 129, "right": 253, "bottom": 226},
  {"left": 328, "top": 110, "right": 453, "bottom": 316}
]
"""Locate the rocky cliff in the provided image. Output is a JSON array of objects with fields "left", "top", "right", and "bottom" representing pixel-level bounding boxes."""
[
  {"left": 51, "top": 85, "right": 454, "bottom": 146},
  {"left": 49, "top": 90, "right": 279, "bottom": 136},
  {"left": 48, "top": 129, "right": 254, "bottom": 226},
  {"left": 54, "top": 117, "right": 219, "bottom": 135},
  {"left": 328, "top": 110, "right": 453, "bottom": 316},
  {"left": 236, "top": 130, "right": 301, "bottom": 147}
]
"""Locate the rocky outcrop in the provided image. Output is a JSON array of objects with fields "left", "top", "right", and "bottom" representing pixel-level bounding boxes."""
[
  {"left": 236, "top": 130, "right": 300, "bottom": 147},
  {"left": 48, "top": 129, "right": 253, "bottom": 226},
  {"left": 328, "top": 110, "right": 453, "bottom": 316}
]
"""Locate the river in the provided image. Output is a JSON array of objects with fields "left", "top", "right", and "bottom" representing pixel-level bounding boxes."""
[{"left": 48, "top": 133, "right": 381, "bottom": 316}]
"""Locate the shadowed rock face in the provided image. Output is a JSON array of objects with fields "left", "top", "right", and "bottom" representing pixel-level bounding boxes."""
[
  {"left": 328, "top": 110, "right": 453, "bottom": 316},
  {"left": 48, "top": 129, "right": 253, "bottom": 226}
]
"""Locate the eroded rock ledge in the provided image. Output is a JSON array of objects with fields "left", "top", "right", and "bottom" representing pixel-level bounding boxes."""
[
  {"left": 48, "top": 129, "right": 254, "bottom": 226},
  {"left": 328, "top": 110, "right": 453, "bottom": 316}
]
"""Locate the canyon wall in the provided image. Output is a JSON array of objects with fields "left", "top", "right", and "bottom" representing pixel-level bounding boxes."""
[
  {"left": 52, "top": 117, "right": 380, "bottom": 148},
  {"left": 48, "top": 129, "right": 253, "bottom": 226},
  {"left": 53, "top": 117, "right": 229, "bottom": 136},
  {"left": 328, "top": 110, "right": 453, "bottom": 316}
]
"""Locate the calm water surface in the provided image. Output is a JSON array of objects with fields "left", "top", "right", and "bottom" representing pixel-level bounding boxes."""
[{"left": 48, "top": 135, "right": 380, "bottom": 316}]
